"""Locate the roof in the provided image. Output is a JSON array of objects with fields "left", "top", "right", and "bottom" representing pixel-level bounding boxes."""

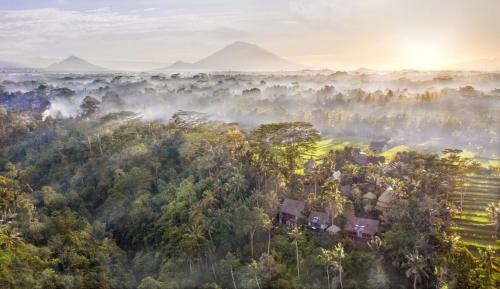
[
  {"left": 344, "top": 217, "right": 379, "bottom": 235},
  {"left": 353, "top": 152, "right": 368, "bottom": 165},
  {"left": 327, "top": 224, "right": 341, "bottom": 234},
  {"left": 304, "top": 156, "right": 317, "bottom": 169},
  {"left": 280, "top": 198, "right": 306, "bottom": 216},
  {"left": 308, "top": 211, "right": 330, "bottom": 226},
  {"left": 341, "top": 184, "right": 351, "bottom": 194},
  {"left": 369, "top": 140, "right": 388, "bottom": 151},
  {"left": 376, "top": 187, "right": 395, "bottom": 209},
  {"left": 304, "top": 184, "right": 323, "bottom": 194},
  {"left": 363, "top": 192, "right": 377, "bottom": 200}
]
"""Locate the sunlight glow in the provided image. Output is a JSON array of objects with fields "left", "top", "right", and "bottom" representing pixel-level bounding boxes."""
[{"left": 399, "top": 37, "right": 451, "bottom": 69}]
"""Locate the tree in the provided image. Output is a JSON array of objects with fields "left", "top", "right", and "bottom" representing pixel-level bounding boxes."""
[
  {"left": 319, "top": 248, "right": 333, "bottom": 289},
  {"left": 404, "top": 250, "right": 428, "bottom": 289},
  {"left": 322, "top": 180, "right": 345, "bottom": 225},
  {"left": 249, "top": 259, "right": 261, "bottom": 289},
  {"left": 220, "top": 253, "right": 240, "bottom": 289},
  {"left": 288, "top": 226, "right": 303, "bottom": 279},
  {"left": 332, "top": 244, "right": 345, "bottom": 289},
  {"left": 256, "top": 253, "right": 284, "bottom": 286},
  {"left": 485, "top": 202, "right": 500, "bottom": 232},
  {"left": 320, "top": 243, "right": 346, "bottom": 289},
  {"left": 477, "top": 246, "right": 498, "bottom": 284},
  {"left": 80, "top": 96, "right": 100, "bottom": 118},
  {"left": 367, "top": 260, "right": 390, "bottom": 289},
  {"left": 0, "top": 176, "right": 24, "bottom": 222},
  {"left": 250, "top": 190, "right": 278, "bottom": 255},
  {"left": 252, "top": 122, "right": 320, "bottom": 181}
]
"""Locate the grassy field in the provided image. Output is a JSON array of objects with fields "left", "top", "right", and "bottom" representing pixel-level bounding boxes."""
[
  {"left": 381, "top": 145, "right": 413, "bottom": 160},
  {"left": 302, "top": 138, "right": 368, "bottom": 161}
]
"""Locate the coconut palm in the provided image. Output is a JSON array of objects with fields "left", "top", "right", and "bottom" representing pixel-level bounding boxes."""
[
  {"left": 404, "top": 250, "right": 428, "bottom": 289},
  {"left": 477, "top": 246, "right": 499, "bottom": 279},
  {"left": 288, "top": 226, "right": 303, "bottom": 278},
  {"left": 332, "top": 243, "right": 346, "bottom": 289}
]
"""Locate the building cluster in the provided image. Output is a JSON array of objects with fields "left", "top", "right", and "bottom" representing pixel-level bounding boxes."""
[{"left": 279, "top": 145, "right": 395, "bottom": 242}]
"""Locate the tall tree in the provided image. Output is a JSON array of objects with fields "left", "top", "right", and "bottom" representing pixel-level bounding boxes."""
[
  {"left": 288, "top": 226, "right": 303, "bottom": 279},
  {"left": 404, "top": 250, "right": 428, "bottom": 289}
]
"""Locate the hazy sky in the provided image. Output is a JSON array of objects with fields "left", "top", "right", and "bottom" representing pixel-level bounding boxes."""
[{"left": 1, "top": 0, "right": 499, "bottom": 70}]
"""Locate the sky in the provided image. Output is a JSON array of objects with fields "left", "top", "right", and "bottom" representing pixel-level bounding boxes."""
[{"left": 0, "top": 0, "right": 499, "bottom": 70}]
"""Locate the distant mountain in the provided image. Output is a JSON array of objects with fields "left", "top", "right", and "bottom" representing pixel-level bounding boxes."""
[
  {"left": 0, "top": 60, "right": 33, "bottom": 71},
  {"left": 47, "top": 56, "right": 108, "bottom": 72},
  {"left": 166, "top": 41, "right": 305, "bottom": 71},
  {"left": 446, "top": 56, "right": 500, "bottom": 71}
]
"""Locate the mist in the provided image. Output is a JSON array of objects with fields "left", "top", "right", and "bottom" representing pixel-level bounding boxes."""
[{"left": 1, "top": 69, "right": 498, "bottom": 156}]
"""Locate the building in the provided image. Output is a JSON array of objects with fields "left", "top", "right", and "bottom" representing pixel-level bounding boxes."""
[
  {"left": 304, "top": 184, "right": 323, "bottom": 195},
  {"left": 307, "top": 211, "right": 331, "bottom": 232},
  {"left": 327, "top": 224, "right": 341, "bottom": 235},
  {"left": 340, "top": 184, "right": 351, "bottom": 195},
  {"left": 279, "top": 198, "right": 306, "bottom": 226},
  {"left": 369, "top": 140, "right": 388, "bottom": 152},
  {"left": 353, "top": 148, "right": 368, "bottom": 165},
  {"left": 304, "top": 156, "right": 318, "bottom": 175},
  {"left": 344, "top": 217, "right": 380, "bottom": 242},
  {"left": 376, "top": 187, "right": 395, "bottom": 212},
  {"left": 362, "top": 192, "right": 377, "bottom": 201}
]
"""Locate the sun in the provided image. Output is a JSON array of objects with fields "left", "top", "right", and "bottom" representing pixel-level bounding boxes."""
[{"left": 399, "top": 37, "right": 452, "bottom": 70}]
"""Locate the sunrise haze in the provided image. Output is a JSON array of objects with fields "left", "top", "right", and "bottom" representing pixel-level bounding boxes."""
[{"left": 1, "top": 0, "right": 499, "bottom": 71}]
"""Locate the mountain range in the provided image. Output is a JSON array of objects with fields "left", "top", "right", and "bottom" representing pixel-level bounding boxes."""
[
  {"left": 2, "top": 44, "right": 499, "bottom": 72},
  {"left": 166, "top": 41, "right": 305, "bottom": 71}
]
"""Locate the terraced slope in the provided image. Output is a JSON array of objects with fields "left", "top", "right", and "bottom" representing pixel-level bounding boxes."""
[{"left": 451, "top": 174, "right": 500, "bottom": 249}]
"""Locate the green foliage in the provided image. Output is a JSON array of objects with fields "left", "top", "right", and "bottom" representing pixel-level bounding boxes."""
[{"left": 0, "top": 115, "right": 495, "bottom": 289}]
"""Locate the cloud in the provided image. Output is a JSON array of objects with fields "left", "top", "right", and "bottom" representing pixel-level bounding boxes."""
[{"left": 0, "top": 7, "right": 250, "bottom": 62}]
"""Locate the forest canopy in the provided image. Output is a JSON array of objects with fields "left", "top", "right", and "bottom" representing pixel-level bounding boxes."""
[{"left": 0, "top": 108, "right": 497, "bottom": 288}]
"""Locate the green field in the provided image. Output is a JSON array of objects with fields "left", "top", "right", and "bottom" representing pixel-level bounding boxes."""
[
  {"left": 302, "top": 138, "right": 368, "bottom": 161},
  {"left": 451, "top": 174, "right": 500, "bottom": 250},
  {"left": 305, "top": 137, "right": 500, "bottom": 169},
  {"left": 381, "top": 145, "right": 413, "bottom": 160}
]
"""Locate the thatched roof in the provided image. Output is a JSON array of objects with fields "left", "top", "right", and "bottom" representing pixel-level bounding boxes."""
[
  {"left": 304, "top": 156, "right": 317, "bottom": 170},
  {"left": 280, "top": 198, "right": 306, "bottom": 217},
  {"left": 363, "top": 192, "right": 377, "bottom": 200},
  {"left": 344, "top": 217, "right": 379, "bottom": 235},
  {"left": 369, "top": 140, "right": 388, "bottom": 152},
  {"left": 376, "top": 187, "right": 395, "bottom": 209},
  {"left": 341, "top": 184, "right": 351, "bottom": 194},
  {"left": 327, "top": 224, "right": 341, "bottom": 234}
]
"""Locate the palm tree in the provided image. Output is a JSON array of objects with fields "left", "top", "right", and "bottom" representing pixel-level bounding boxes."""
[
  {"left": 477, "top": 246, "right": 499, "bottom": 280},
  {"left": 261, "top": 214, "right": 273, "bottom": 255},
  {"left": 288, "top": 226, "right": 303, "bottom": 278},
  {"left": 320, "top": 243, "right": 346, "bottom": 289},
  {"left": 323, "top": 181, "right": 345, "bottom": 225},
  {"left": 0, "top": 228, "right": 23, "bottom": 249},
  {"left": 249, "top": 259, "right": 262, "bottom": 289},
  {"left": 319, "top": 248, "right": 333, "bottom": 289},
  {"left": 183, "top": 223, "right": 207, "bottom": 274},
  {"left": 332, "top": 243, "right": 345, "bottom": 289},
  {"left": 367, "top": 236, "right": 384, "bottom": 255},
  {"left": 485, "top": 202, "right": 500, "bottom": 232},
  {"left": 404, "top": 250, "right": 428, "bottom": 289}
]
